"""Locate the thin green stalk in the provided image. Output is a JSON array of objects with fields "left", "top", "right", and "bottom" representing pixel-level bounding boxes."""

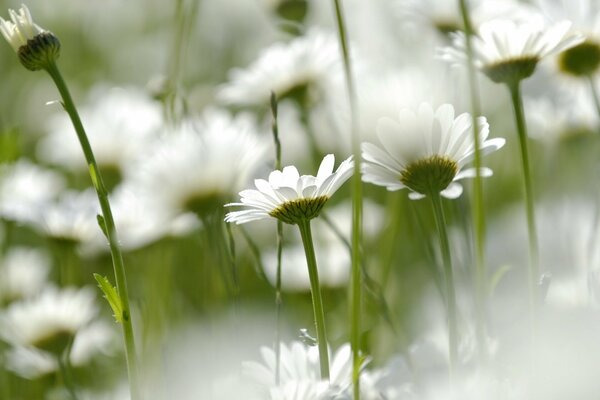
[
  {"left": 271, "top": 92, "right": 284, "bottom": 385},
  {"left": 430, "top": 192, "right": 458, "bottom": 378},
  {"left": 58, "top": 344, "right": 79, "bottom": 400},
  {"left": 457, "top": 0, "right": 488, "bottom": 363},
  {"left": 297, "top": 218, "right": 330, "bottom": 380},
  {"left": 508, "top": 81, "right": 540, "bottom": 322},
  {"left": 332, "top": 0, "right": 362, "bottom": 397},
  {"left": 587, "top": 75, "right": 600, "bottom": 121},
  {"left": 44, "top": 61, "right": 140, "bottom": 400}
]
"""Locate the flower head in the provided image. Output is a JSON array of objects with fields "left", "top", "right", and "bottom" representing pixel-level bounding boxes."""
[
  {"left": 217, "top": 29, "right": 341, "bottom": 107},
  {"left": 439, "top": 16, "right": 584, "bottom": 85},
  {"left": 362, "top": 103, "right": 504, "bottom": 200},
  {"left": 225, "top": 154, "right": 353, "bottom": 225},
  {"left": 0, "top": 4, "right": 60, "bottom": 70},
  {"left": 0, "top": 286, "right": 98, "bottom": 356}
]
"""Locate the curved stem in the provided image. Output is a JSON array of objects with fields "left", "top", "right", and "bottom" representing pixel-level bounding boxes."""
[
  {"left": 44, "top": 61, "right": 140, "bottom": 400},
  {"left": 457, "top": 0, "right": 488, "bottom": 363},
  {"left": 297, "top": 218, "right": 330, "bottom": 380},
  {"left": 332, "top": 0, "right": 363, "bottom": 397},
  {"left": 430, "top": 192, "right": 458, "bottom": 378},
  {"left": 508, "top": 82, "right": 540, "bottom": 324}
]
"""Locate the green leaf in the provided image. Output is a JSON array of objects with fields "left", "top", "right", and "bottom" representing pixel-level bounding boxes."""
[
  {"left": 93, "top": 273, "right": 123, "bottom": 323},
  {"left": 96, "top": 214, "right": 108, "bottom": 239}
]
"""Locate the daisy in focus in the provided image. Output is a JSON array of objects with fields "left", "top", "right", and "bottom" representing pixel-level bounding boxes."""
[
  {"left": 439, "top": 15, "right": 583, "bottom": 86},
  {"left": 225, "top": 154, "right": 353, "bottom": 225},
  {"left": 361, "top": 103, "right": 504, "bottom": 200}
]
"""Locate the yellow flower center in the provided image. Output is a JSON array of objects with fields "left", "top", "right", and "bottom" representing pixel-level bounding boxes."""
[
  {"left": 269, "top": 196, "right": 329, "bottom": 225},
  {"left": 400, "top": 155, "right": 458, "bottom": 196}
]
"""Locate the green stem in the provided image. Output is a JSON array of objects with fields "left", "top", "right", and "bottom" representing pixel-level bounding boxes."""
[
  {"left": 587, "top": 75, "right": 600, "bottom": 121},
  {"left": 271, "top": 92, "right": 284, "bottom": 385},
  {"left": 297, "top": 218, "right": 330, "bottom": 380},
  {"left": 58, "top": 347, "right": 79, "bottom": 400},
  {"left": 44, "top": 61, "right": 140, "bottom": 400},
  {"left": 457, "top": 0, "right": 488, "bottom": 363},
  {"left": 332, "top": 0, "right": 362, "bottom": 397},
  {"left": 508, "top": 81, "right": 540, "bottom": 323},
  {"left": 430, "top": 192, "right": 458, "bottom": 378}
]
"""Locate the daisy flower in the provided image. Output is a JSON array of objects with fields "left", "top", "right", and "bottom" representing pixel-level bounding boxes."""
[
  {"left": 439, "top": 15, "right": 584, "bottom": 85},
  {"left": 0, "top": 248, "right": 50, "bottom": 305},
  {"left": 0, "top": 4, "right": 59, "bottom": 71},
  {"left": 537, "top": 0, "right": 600, "bottom": 77},
  {"left": 217, "top": 28, "right": 341, "bottom": 107},
  {"left": 244, "top": 341, "right": 380, "bottom": 398},
  {"left": 0, "top": 4, "right": 45, "bottom": 52},
  {"left": 38, "top": 86, "right": 164, "bottom": 189},
  {"left": 0, "top": 159, "right": 65, "bottom": 223},
  {"left": 361, "top": 103, "right": 504, "bottom": 200},
  {"left": 130, "top": 108, "right": 267, "bottom": 219},
  {"left": 225, "top": 154, "right": 353, "bottom": 225},
  {"left": 0, "top": 286, "right": 98, "bottom": 356}
]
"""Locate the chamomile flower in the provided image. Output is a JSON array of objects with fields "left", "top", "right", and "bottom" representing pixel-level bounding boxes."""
[
  {"left": 245, "top": 341, "right": 385, "bottom": 399},
  {"left": 0, "top": 286, "right": 98, "bottom": 356},
  {"left": 538, "top": 0, "right": 600, "bottom": 77},
  {"left": 361, "top": 103, "right": 504, "bottom": 200},
  {"left": 439, "top": 15, "right": 584, "bottom": 85},
  {"left": 38, "top": 86, "right": 164, "bottom": 189},
  {"left": 0, "top": 248, "right": 50, "bottom": 305},
  {"left": 217, "top": 28, "right": 342, "bottom": 107},
  {"left": 0, "top": 4, "right": 60, "bottom": 71},
  {"left": 0, "top": 4, "right": 44, "bottom": 52},
  {"left": 131, "top": 109, "right": 267, "bottom": 219},
  {"left": 225, "top": 154, "right": 353, "bottom": 225},
  {"left": 0, "top": 159, "right": 65, "bottom": 223}
]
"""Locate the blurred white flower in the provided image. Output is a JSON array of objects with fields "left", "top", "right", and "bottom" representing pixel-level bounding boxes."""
[
  {"left": 130, "top": 108, "right": 268, "bottom": 219},
  {"left": 362, "top": 103, "right": 504, "bottom": 199},
  {"left": 395, "top": 0, "right": 534, "bottom": 37},
  {"left": 5, "top": 320, "right": 118, "bottom": 380},
  {"left": 537, "top": 0, "right": 600, "bottom": 78},
  {"left": 225, "top": 154, "right": 353, "bottom": 225},
  {"left": 0, "top": 247, "right": 50, "bottom": 305},
  {"left": 0, "top": 159, "right": 65, "bottom": 223},
  {"left": 31, "top": 189, "right": 100, "bottom": 243},
  {"left": 87, "top": 185, "right": 199, "bottom": 252},
  {"left": 0, "top": 286, "right": 98, "bottom": 354},
  {"left": 217, "top": 29, "right": 342, "bottom": 106},
  {"left": 244, "top": 341, "right": 382, "bottom": 398},
  {"left": 439, "top": 15, "right": 584, "bottom": 84},
  {"left": 38, "top": 86, "right": 164, "bottom": 182}
]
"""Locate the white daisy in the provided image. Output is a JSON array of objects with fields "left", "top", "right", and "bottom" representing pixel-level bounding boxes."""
[
  {"left": 0, "top": 159, "right": 65, "bottom": 223},
  {"left": 31, "top": 189, "right": 100, "bottom": 244},
  {"left": 225, "top": 154, "right": 353, "bottom": 225},
  {"left": 38, "top": 86, "right": 164, "bottom": 186},
  {"left": 245, "top": 341, "right": 382, "bottom": 399},
  {"left": 0, "top": 247, "right": 50, "bottom": 305},
  {"left": 217, "top": 28, "right": 342, "bottom": 106},
  {"left": 439, "top": 15, "right": 584, "bottom": 84},
  {"left": 0, "top": 4, "right": 59, "bottom": 71},
  {"left": 361, "top": 103, "right": 504, "bottom": 200},
  {"left": 0, "top": 286, "right": 98, "bottom": 355},
  {"left": 537, "top": 0, "right": 600, "bottom": 77},
  {"left": 0, "top": 4, "right": 45, "bottom": 52},
  {"left": 129, "top": 108, "right": 268, "bottom": 219}
]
